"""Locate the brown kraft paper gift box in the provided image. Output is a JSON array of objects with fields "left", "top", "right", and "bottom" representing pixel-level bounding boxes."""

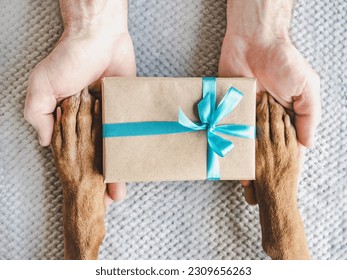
[{"left": 102, "top": 77, "right": 256, "bottom": 183}]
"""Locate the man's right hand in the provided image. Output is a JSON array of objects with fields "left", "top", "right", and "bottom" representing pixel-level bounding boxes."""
[
  {"left": 24, "top": 0, "right": 135, "bottom": 204},
  {"left": 24, "top": 0, "right": 135, "bottom": 146}
]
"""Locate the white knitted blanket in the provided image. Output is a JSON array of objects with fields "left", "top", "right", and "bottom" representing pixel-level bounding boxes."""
[{"left": 0, "top": 0, "right": 346, "bottom": 259}]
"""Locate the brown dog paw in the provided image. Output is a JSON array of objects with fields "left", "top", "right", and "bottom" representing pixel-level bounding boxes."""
[
  {"left": 52, "top": 88, "right": 104, "bottom": 197},
  {"left": 255, "top": 92, "right": 300, "bottom": 203},
  {"left": 51, "top": 88, "right": 106, "bottom": 259}
]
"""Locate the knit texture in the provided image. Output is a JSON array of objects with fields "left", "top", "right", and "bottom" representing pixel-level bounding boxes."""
[{"left": 0, "top": 0, "right": 346, "bottom": 259}]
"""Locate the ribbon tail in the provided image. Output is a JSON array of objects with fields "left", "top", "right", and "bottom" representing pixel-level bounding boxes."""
[
  {"left": 210, "top": 87, "right": 244, "bottom": 125},
  {"left": 214, "top": 124, "right": 256, "bottom": 139},
  {"left": 207, "top": 130, "right": 234, "bottom": 157},
  {"left": 206, "top": 130, "right": 234, "bottom": 180},
  {"left": 207, "top": 146, "right": 220, "bottom": 180}
]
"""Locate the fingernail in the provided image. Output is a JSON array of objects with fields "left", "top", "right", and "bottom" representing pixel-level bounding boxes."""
[{"left": 38, "top": 136, "right": 46, "bottom": 146}]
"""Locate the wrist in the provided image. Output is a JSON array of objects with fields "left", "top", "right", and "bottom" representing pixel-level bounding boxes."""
[
  {"left": 60, "top": 0, "right": 129, "bottom": 38},
  {"left": 258, "top": 194, "right": 298, "bottom": 213},
  {"left": 255, "top": 179, "right": 298, "bottom": 209},
  {"left": 226, "top": 0, "right": 292, "bottom": 43},
  {"left": 61, "top": 176, "right": 105, "bottom": 200}
]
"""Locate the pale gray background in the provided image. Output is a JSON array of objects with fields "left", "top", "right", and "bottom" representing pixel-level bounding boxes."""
[{"left": 0, "top": 0, "right": 346, "bottom": 259}]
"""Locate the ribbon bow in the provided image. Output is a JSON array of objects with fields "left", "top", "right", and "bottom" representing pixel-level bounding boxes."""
[
  {"left": 178, "top": 77, "right": 255, "bottom": 179},
  {"left": 103, "top": 77, "right": 255, "bottom": 180}
]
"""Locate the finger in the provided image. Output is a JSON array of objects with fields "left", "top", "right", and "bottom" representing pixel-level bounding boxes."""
[
  {"left": 104, "top": 192, "right": 114, "bottom": 207},
  {"left": 284, "top": 114, "right": 297, "bottom": 147},
  {"left": 269, "top": 95, "right": 286, "bottom": 145},
  {"left": 24, "top": 71, "right": 57, "bottom": 146},
  {"left": 295, "top": 114, "right": 318, "bottom": 148},
  {"left": 106, "top": 182, "right": 127, "bottom": 202},
  {"left": 92, "top": 99, "right": 102, "bottom": 144},
  {"left": 256, "top": 92, "right": 270, "bottom": 144},
  {"left": 77, "top": 88, "right": 94, "bottom": 143},
  {"left": 52, "top": 107, "right": 62, "bottom": 153},
  {"left": 60, "top": 93, "right": 80, "bottom": 148},
  {"left": 293, "top": 71, "right": 321, "bottom": 147},
  {"left": 240, "top": 180, "right": 251, "bottom": 187},
  {"left": 243, "top": 183, "right": 258, "bottom": 205}
]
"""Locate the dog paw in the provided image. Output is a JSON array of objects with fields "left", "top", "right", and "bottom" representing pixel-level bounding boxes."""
[
  {"left": 255, "top": 92, "right": 299, "bottom": 199},
  {"left": 52, "top": 88, "right": 104, "bottom": 193}
]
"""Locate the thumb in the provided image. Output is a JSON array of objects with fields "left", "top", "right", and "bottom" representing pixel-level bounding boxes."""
[
  {"left": 104, "top": 182, "right": 127, "bottom": 206},
  {"left": 293, "top": 72, "right": 321, "bottom": 147},
  {"left": 24, "top": 65, "right": 57, "bottom": 146}
]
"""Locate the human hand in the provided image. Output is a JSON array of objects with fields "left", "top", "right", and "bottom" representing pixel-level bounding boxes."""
[
  {"left": 219, "top": 35, "right": 320, "bottom": 147},
  {"left": 219, "top": 0, "right": 320, "bottom": 204},
  {"left": 24, "top": 0, "right": 135, "bottom": 204}
]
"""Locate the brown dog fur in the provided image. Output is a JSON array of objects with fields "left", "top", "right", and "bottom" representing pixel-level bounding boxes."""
[
  {"left": 255, "top": 93, "right": 310, "bottom": 259},
  {"left": 51, "top": 89, "right": 309, "bottom": 260},
  {"left": 52, "top": 89, "right": 106, "bottom": 259}
]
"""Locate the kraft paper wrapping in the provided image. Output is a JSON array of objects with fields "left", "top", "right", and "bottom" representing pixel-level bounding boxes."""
[{"left": 102, "top": 77, "right": 256, "bottom": 182}]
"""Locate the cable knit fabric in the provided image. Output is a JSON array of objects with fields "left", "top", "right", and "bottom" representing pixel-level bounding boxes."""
[{"left": 0, "top": 0, "right": 346, "bottom": 259}]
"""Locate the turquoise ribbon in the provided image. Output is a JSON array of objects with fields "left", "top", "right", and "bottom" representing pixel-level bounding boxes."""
[{"left": 103, "top": 77, "right": 255, "bottom": 180}]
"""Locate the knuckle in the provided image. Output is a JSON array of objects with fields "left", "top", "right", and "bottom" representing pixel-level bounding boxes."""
[
  {"left": 23, "top": 107, "right": 35, "bottom": 124},
  {"left": 273, "top": 121, "right": 282, "bottom": 130},
  {"left": 61, "top": 112, "right": 74, "bottom": 124},
  {"left": 62, "top": 96, "right": 78, "bottom": 111},
  {"left": 81, "top": 98, "right": 92, "bottom": 109},
  {"left": 257, "top": 101, "right": 269, "bottom": 114},
  {"left": 60, "top": 98, "right": 71, "bottom": 110},
  {"left": 82, "top": 89, "right": 92, "bottom": 101},
  {"left": 271, "top": 102, "right": 283, "bottom": 114},
  {"left": 259, "top": 109, "right": 268, "bottom": 120},
  {"left": 78, "top": 114, "right": 92, "bottom": 127}
]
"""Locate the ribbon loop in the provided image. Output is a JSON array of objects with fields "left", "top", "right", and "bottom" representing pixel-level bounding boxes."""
[{"left": 210, "top": 87, "right": 243, "bottom": 126}]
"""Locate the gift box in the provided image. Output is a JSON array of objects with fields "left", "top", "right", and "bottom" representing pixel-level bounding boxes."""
[{"left": 102, "top": 77, "right": 256, "bottom": 183}]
